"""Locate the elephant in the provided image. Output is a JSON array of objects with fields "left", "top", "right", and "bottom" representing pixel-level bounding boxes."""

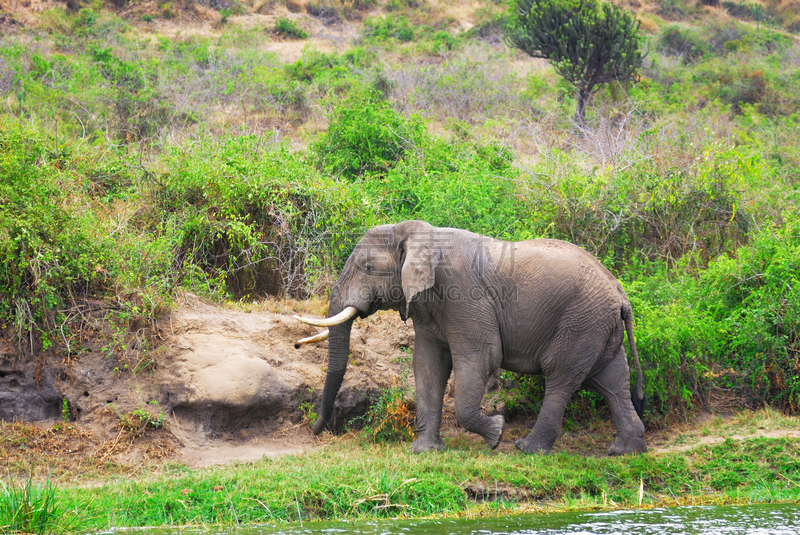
[{"left": 295, "top": 220, "right": 646, "bottom": 455}]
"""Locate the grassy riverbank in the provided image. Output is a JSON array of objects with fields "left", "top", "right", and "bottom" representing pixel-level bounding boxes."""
[
  {"left": 63, "top": 439, "right": 800, "bottom": 526},
  {"left": 3, "top": 410, "right": 800, "bottom": 532}
]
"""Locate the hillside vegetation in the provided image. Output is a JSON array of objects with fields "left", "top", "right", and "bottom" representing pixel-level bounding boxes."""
[{"left": 1, "top": 0, "right": 799, "bottom": 427}]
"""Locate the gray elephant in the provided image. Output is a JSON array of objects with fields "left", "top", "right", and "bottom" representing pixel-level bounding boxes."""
[{"left": 295, "top": 220, "right": 646, "bottom": 455}]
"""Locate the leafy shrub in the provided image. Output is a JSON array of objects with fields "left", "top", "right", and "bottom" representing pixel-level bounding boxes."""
[
  {"left": 120, "top": 408, "right": 166, "bottom": 436},
  {"left": 490, "top": 372, "right": 546, "bottom": 416},
  {"left": 524, "top": 142, "right": 762, "bottom": 273},
  {"left": 467, "top": 6, "right": 507, "bottom": 44},
  {"left": 69, "top": 7, "right": 128, "bottom": 37},
  {"left": 219, "top": 2, "right": 246, "bottom": 21},
  {"left": 378, "top": 137, "right": 525, "bottom": 238},
  {"left": 658, "top": 24, "right": 708, "bottom": 63},
  {"left": 363, "top": 14, "right": 417, "bottom": 42},
  {"left": 91, "top": 46, "right": 173, "bottom": 142},
  {"left": 160, "top": 3, "right": 176, "bottom": 19},
  {"left": 151, "top": 134, "right": 381, "bottom": 297},
  {"left": 284, "top": 49, "right": 354, "bottom": 94},
  {"left": 274, "top": 17, "right": 310, "bottom": 39},
  {"left": 0, "top": 122, "right": 116, "bottom": 351},
  {"left": 722, "top": 1, "right": 760, "bottom": 22},
  {"left": 697, "top": 215, "right": 800, "bottom": 411},
  {"left": 719, "top": 67, "right": 769, "bottom": 113},
  {"left": 704, "top": 20, "right": 790, "bottom": 56},
  {"left": 430, "top": 30, "right": 456, "bottom": 53},
  {"left": 491, "top": 371, "right": 607, "bottom": 427},
  {"left": 658, "top": 0, "right": 686, "bottom": 18},
  {"left": 312, "top": 86, "right": 426, "bottom": 180},
  {"left": 360, "top": 380, "right": 416, "bottom": 442},
  {"left": 631, "top": 213, "right": 800, "bottom": 418}
]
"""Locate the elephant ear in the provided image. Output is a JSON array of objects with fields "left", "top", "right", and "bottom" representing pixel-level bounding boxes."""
[{"left": 396, "top": 220, "right": 440, "bottom": 319}]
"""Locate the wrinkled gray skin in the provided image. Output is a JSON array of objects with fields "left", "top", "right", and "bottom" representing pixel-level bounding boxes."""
[{"left": 312, "top": 220, "right": 647, "bottom": 455}]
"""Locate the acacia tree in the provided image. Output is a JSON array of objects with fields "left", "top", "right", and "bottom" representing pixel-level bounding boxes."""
[{"left": 505, "top": 0, "right": 643, "bottom": 126}]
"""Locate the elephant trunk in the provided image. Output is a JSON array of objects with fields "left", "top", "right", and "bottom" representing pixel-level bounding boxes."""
[{"left": 311, "top": 298, "right": 354, "bottom": 435}]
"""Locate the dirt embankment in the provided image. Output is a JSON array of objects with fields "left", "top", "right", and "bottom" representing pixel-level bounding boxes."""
[
  {"left": 3, "top": 294, "right": 799, "bottom": 473},
  {"left": 0, "top": 294, "right": 414, "bottom": 468}
]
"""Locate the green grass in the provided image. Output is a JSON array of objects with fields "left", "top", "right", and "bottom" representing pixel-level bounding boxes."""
[
  {"left": 0, "top": 479, "right": 81, "bottom": 534},
  {"left": 43, "top": 435, "right": 800, "bottom": 529}
]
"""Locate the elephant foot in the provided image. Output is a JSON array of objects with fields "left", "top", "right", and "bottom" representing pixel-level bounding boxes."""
[
  {"left": 311, "top": 417, "right": 328, "bottom": 435},
  {"left": 481, "top": 414, "right": 505, "bottom": 450},
  {"left": 607, "top": 436, "right": 647, "bottom": 456},
  {"left": 515, "top": 435, "right": 553, "bottom": 454},
  {"left": 411, "top": 435, "right": 446, "bottom": 453}
]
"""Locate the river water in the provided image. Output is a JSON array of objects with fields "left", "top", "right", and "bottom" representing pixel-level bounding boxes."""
[{"left": 219, "top": 504, "right": 799, "bottom": 535}]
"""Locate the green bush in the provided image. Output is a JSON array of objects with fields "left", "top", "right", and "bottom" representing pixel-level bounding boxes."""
[
  {"left": 312, "top": 87, "right": 426, "bottom": 180},
  {"left": 90, "top": 45, "right": 173, "bottom": 142},
  {"left": 658, "top": 24, "right": 708, "bottom": 63},
  {"left": 151, "top": 134, "right": 381, "bottom": 297},
  {"left": 363, "top": 14, "right": 417, "bottom": 43},
  {"left": 274, "top": 17, "right": 309, "bottom": 39},
  {"left": 704, "top": 20, "right": 791, "bottom": 56},
  {"left": 631, "top": 213, "right": 800, "bottom": 417},
  {"left": 698, "top": 215, "right": 800, "bottom": 411},
  {"left": 657, "top": 0, "right": 689, "bottom": 19},
  {"left": 524, "top": 143, "right": 759, "bottom": 273},
  {"left": 0, "top": 122, "right": 116, "bottom": 350},
  {"left": 359, "top": 381, "right": 416, "bottom": 442},
  {"left": 377, "top": 137, "right": 525, "bottom": 238},
  {"left": 284, "top": 49, "right": 355, "bottom": 95}
]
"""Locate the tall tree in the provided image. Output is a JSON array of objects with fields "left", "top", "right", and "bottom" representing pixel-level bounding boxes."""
[{"left": 505, "top": 0, "right": 643, "bottom": 126}]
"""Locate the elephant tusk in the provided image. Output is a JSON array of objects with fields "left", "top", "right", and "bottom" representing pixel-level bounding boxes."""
[
  {"left": 294, "top": 329, "right": 329, "bottom": 349},
  {"left": 293, "top": 306, "right": 359, "bottom": 327}
]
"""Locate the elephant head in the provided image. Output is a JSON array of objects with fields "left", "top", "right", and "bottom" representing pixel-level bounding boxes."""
[{"left": 295, "top": 220, "right": 440, "bottom": 434}]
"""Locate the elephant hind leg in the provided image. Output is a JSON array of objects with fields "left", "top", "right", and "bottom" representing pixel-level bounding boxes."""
[
  {"left": 516, "top": 323, "right": 606, "bottom": 454},
  {"left": 585, "top": 348, "right": 647, "bottom": 455},
  {"left": 515, "top": 386, "right": 578, "bottom": 454},
  {"left": 452, "top": 361, "right": 505, "bottom": 449}
]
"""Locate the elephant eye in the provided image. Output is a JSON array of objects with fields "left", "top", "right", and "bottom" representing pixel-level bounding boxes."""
[{"left": 364, "top": 264, "right": 374, "bottom": 274}]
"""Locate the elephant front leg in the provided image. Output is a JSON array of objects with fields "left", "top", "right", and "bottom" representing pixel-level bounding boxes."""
[{"left": 411, "top": 341, "right": 452, "bottom": 453}]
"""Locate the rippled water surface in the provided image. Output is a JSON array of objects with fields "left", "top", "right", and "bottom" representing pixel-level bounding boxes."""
[{"left": 218, "top": 504, "right": 800, "bottom": 535}]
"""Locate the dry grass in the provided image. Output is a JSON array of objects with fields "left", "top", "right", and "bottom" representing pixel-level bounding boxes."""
[
  {"left": 386, "top": 44, "right": 536, "bottom": 124},
  {"left": 649, "top": 406, "right": 800, "bottom": 453},
  {"left": 230, "top": 294, "right": 331, "bottom": 316},
  {"left": 0, "top": 421, "right": 178, "bottom": 483},
  {"left": 3, "top": 406, "right": 799, "bottom": 487}
]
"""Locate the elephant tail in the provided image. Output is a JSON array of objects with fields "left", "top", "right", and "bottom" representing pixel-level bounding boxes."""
[{"left": 622, "top": 302, "right": 646, "bottom": 419}]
